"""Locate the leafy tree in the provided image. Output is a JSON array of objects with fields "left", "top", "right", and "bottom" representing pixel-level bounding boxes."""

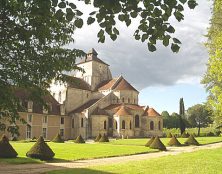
[
  {"left": 202, "top": 0, "right": 222, "bottom": 126},
  {"left": 1, "top": 0, "right": 197, "bottom": 136},
  {"left": 179, "top": 98, "right": 186, "bottom": 134},
  {"left": 187, "top": 104, "right": 212, "bottom": 136},
  {"left": 161, "top": 111, "right": 170, "bottom": 117},
  {"left": 163, "top": 112, "right": 180, "bottom": 128}
]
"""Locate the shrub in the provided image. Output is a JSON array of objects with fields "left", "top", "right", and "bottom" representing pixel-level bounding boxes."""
[
  {"left": 168, "top": 136, "right": 181, "bottom": 146},
  {"left": 26, "top": 136, "right": 55, "bottom": 160},
  {"left": 181, "top": 131, "right": 189, "bottom": 138},
  {"left": 167, "top": 132, "right": 173, "bottom": 138},
  {"left": 0, "top": 135, "right": 18, "bottom": 158},
  {"left": 184, "top": 134, "right": 199, "bottom": 146},
  {"left": 11, "top": 137, "right": 18, "bottom": 141},
  {"left": 99, "top": 134, "right": 109, "bottom": 142},
  {"left": 214, "top": 130, "right": 221, "bottom": 136},
  {"left": 32, "top": 136, "right": 37, "bottom": 140},
  {"left": 75, "top": 135, "right": 85, "bottom": 143},
  {"left": 94, "top": 134, "right": 102, "bottom": 142},
  {"left": 52, "top": 133, "right": 64, "bottom": 143},
  {"left": 207, "top": 132, "right": 215, "bottom": 137},
  {"left": 150, "top": 136, "right": 166, "bottom": 151},
  {"left": 145, "top": 136, "right": 155, "bottom": 147}
]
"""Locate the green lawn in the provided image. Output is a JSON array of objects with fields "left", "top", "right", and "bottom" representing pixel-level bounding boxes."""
[
  {"left": 47, "top": 147, "right": 222, "bottom": 174},
  {"left": 0, "top": 142, "right": 157, "bottom": 164},
  {"left": 110, "top": 137, "right": 222, "bottom": 146}
]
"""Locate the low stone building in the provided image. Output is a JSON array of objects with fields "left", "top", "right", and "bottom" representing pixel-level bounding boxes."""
[{"left": 1, "top": 48, "right": 163, "bottom": 140}]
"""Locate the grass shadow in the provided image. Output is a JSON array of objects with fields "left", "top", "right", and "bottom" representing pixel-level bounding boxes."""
[
  {"left": 46, "top": 168, "right": 116, "bottom": 174},
  {"left": 0, "top": 157, "right": 42, "bottom": 165}
]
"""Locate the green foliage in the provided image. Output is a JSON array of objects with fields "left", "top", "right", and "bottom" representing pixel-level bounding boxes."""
[
  {"left": 94, "top": 134, "right": 102, "bottom": 142},
  {"left": 168, "top": 136, "right": 181, "bottom": 146},
  {"left": 202, "top": 0, "right": 222, "bottom": 126},
  {"left": 167, "top": 132, "right": 173, "bottom": 138},
  {"left": 149, "top": 136, "right": 166, "bottom": 151},
  {"left": 184, "top": 134, "right": 199, "bottom": 146},
  {"left": 99, "top": 134, "right": 109, "bottom": 142},
  {"left": 163, "top": 112, "right": 180, "bottom": 129},
  {"left": 75, "top": 135, "right": 85, "bottom": 144},
  {"left": 52, "top": 133, "right": 64, "bottom": 143},
  {"left": 0, "top": 134, "right": 18, "bottom": 158},
  {"left": 26, "top": 136, "right": 55, "bottom": 160},
  {"left": 145, "top": 136, "right": 155, "bottom": 147}
]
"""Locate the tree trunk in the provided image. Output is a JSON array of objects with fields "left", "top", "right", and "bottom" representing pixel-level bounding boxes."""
[{"left": 198, "top": 122, "right": 201, "bottom": 137}]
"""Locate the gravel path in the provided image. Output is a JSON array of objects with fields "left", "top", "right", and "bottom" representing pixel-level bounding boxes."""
[{"left": 1, "top": 142, "right": 222, "bottom": 174}]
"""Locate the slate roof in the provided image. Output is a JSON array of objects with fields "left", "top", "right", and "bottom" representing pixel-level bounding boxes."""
[{"left": 65, "top": 75, "right": 91, "bottom": 91}]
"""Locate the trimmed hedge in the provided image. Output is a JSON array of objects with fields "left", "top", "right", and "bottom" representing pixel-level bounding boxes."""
[
  {"left": 94, "top": 134, "right": 102, "bottom": 142},
  {"left": 0, "top": 135, "right": 18, "bottom": 158},
  {"left": 150, "top": 136, "right": 166, "bottom": 151},
  {"left": 145, "top": 136, "right": 155, "bottom": 147},
  {"left": 26, "top": 136, "right": 55, "bottom": 160},
  {"left": 181, "top": 132, "right": 189, "bottom": 138},
  {"left": 52, "top": 133, "right": 64, "bottom": 143},
  {"left": 167, "top": 132, "right": 173, "bottom": 138},
  {"left": 75, "top": 135, "right": 85, "bottom": 143},
  {"left": 184, "top": 134, "right": 199, "bottom": 146},
  {"left": 168, "top": 136, "right": 181, "bottom": 146},
  {"left": 99, "top": 134, "right": 109, "bottom": 142}
]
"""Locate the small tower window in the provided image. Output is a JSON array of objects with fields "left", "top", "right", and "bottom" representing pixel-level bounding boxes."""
[
  {"left": 130, "top": 121, "right": 132, "bottom": 130},
  {"left": 122, "top": 120, "right": 125, "bottom": 129},
  {"left": 128, "top": 98, "right": 130, "bottom": 103},
  {"left": 150, "top": 121, "right": 154, "bottom": 130},
  {"left": 135, "top": 115, "right": 140, "bottom": 128},
  {"left": 81, "top": 118, "right": 84, "bottom": 127},
  {"left": 104, "top": 120, "right": 107, "bottom": 130},
  {"left": 158, "top": 121, "right": 161, "bottom": 130}
]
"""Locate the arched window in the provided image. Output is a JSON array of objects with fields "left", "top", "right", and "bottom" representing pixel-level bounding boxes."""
[
  {"left": 134, "top": 99, "right": 136, "bottom": 104},
  {"left": 104, "top": 120, "right": 107, "bottom": 130},
  {"left": 158, "top": 121, "right": 161, "bottom": 130},
  {"left": 81, "top": 118, "right": 84, "bottom": 128},
  {"left": 108, "top": 118, "right": 113, "bottom": 128},
  {"left": 135, "top": 115, "right": 140, "bottom": 128},
  {"left": 129, "top": 121, "right": 132, "bottom": 130},
  {"left": 58, "top": 91, "right": 61, "bottom": 103},
  {"left": 122, "top": 120, "right": 125, "bottom": 129},
  {"left": 128, "top": 98, "right": 130, "bottom": 103},
  {"left": 115, "top": 121, "right": 118, "bottom": 129},
  {"left": 122, "top": 98, "right": 124, "bottom": 103},
  {"left": 150, "top": 121, "right": 154, "bottom": 130}
]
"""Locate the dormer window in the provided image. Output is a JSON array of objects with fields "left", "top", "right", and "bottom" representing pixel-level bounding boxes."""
[
  {"left": 27, "top": 101, "right": 33, "bottom": 112},
  {"left": 43, "top": 103, "right": 52, "bottom": 114}
]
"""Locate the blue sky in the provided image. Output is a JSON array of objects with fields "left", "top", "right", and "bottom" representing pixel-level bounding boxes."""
[{"left": 72, "top": 0, "right": 212, "bottom": 114}]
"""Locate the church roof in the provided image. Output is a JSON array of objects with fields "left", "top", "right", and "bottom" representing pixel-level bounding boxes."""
[
  {"left": 65, "top": 75, "right": 91, "bottom": 91},
  {"left": 69, "top": 99, "right": 100, "bottom": 114},
  {"left": 115, "top": 104, "right": 131, "bottom": 116},
  {"left": 104, "top": 104, "right": 144, "bottom": 112},
  {"left": 143, "top": 107, "right": 161, "bottom": 117},
  {"left": 77, "top": 48, "right": 109, "bottom": 66},
  {"left": 98, "top": 76, "right": 138, "bottom": 92},
  {"left": 91, "top": 107, "right": 109, "bottom": 115}
]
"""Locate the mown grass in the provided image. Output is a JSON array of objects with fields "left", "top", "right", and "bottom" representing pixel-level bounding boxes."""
[
  {"left": 0, "top": 142, "right": 157, "bottom": 164},
  {"left": 47, "top": 147, "right": 222, "bottom": 174}
]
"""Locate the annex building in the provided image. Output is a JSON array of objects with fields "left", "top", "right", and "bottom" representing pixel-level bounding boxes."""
[{"left": 2, "top": 49, "right": 163, "bottom": 140}]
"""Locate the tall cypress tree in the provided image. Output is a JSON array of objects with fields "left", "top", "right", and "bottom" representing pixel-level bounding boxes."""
[{"left": 179, "top": 98, "right": 186, "bottom": 135}]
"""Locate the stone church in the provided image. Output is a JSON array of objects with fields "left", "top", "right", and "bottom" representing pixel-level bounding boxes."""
[
  {"left": 1, "top": 49, "right": 163, "bottom": 140},
  {"left": 50, "top": 48, "right": 163, "bottom": 139}
]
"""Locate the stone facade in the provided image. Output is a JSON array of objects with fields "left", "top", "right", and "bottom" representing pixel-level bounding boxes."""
[{"left": 1, "top": 48, "right": 163, "bottom": 140}]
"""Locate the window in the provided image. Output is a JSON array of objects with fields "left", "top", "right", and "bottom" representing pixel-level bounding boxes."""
[
  {"left": 42, "top": 128, "right": 47, "bottom": 139},
  {"left": 60, "top": 129, "right": 64, "bottom": 137},
  {"left": 26, "top": 125, "right": 31, "bottom": 139},
  {"left": 115, "top": 121, "right": 118, "bottom": 129},
  {"left": 122, "top": 98, "right": 124, "bottom": 103},
  {"left": 122, "top": 120, "right": 125, "bottom": 129},
  {"left": 58, "top": 91, "right": 62, "bottom": 103},
  {"left": 81, "top": 118, "right": 84, "bottom": 127},
  {"left": 27, "top": 114, "right": 32, "bottom": 123},
  {"left": 158, "top": 121, "right": 161, "bottom": 130},
  {"left": 135, "top": 115, "right": 140, "bottom": 128},
  {"left": 116, "top": 98, "right": 119, "bottom": 103},
  {"left": 61, "top": 117, "right": 64, "bottom": 124},
  {"left": 134, "top": 99, "right": 136, "bottom": 104},
  {"left": 72, "top": 119, "right": 74, "bottom": 128},
  {"left": 108, "top": 118, "right": 113, "bottom": 128},
  {"left": 86, "top": 93, "right": 89, "bottom": 98},
  {"left": 43, "top": 116, "right": 47, "bottom": 123},
  {"left": 130, "top": 121, "right": 132, "bottom": 130},
  {"left": 28, "top": 101, "right": 33, "bottom": 110},
  {"left": 48, "top": 103, "right": 52, "bottom": 113},
  {"left": 128, "top": 98, "right": 130, "bottom": 103},
  {"left": 150, "top": 121, "right": 154, "bottom": 130},
  {"left": 104, "top": 120, "right": 107, "bottom": 130}
]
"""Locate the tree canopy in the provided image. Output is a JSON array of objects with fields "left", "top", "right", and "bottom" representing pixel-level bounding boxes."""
[
  {"left": 0, "top": 0, "right": 197, "bottom": 136},
  {"left": 202, "top": 0, "right": 222, "bottom": 126}
]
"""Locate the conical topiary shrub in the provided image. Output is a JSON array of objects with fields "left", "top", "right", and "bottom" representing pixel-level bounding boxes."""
[
  {"left": 94, "top": 133, "right": 102, "bottom": 142},
  {"left": 145, "top": 136, "right": 155, "bottom": 147},
  {"left": 184, "top": 134, "right": 199, "bottom": 146},
  {"left": 99, "top": 134, "right": 109, "bottom": 142},
  {"left": 26, "top": 136, "right": 55, "bottom": 160},
  {"left": 168, "top": 136, "right": 181, "bottom": 146},
  {"left": 181, "top": 131, "right": 189, "bottom": 138},
  {"left": 52, "top": 133, "right": 64, "bottom": 143},
  {"left": 0, "top": 135, "right": 18, "bottom": 158},
  {"left": 75, "top": 135, "right": 85, "bottom": 143},
  {"left": 150, "top": 136, "right": 166, "bottom": 151},
  {"left": 167, "top": 132, "right": 173, "bottom": 138}
]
